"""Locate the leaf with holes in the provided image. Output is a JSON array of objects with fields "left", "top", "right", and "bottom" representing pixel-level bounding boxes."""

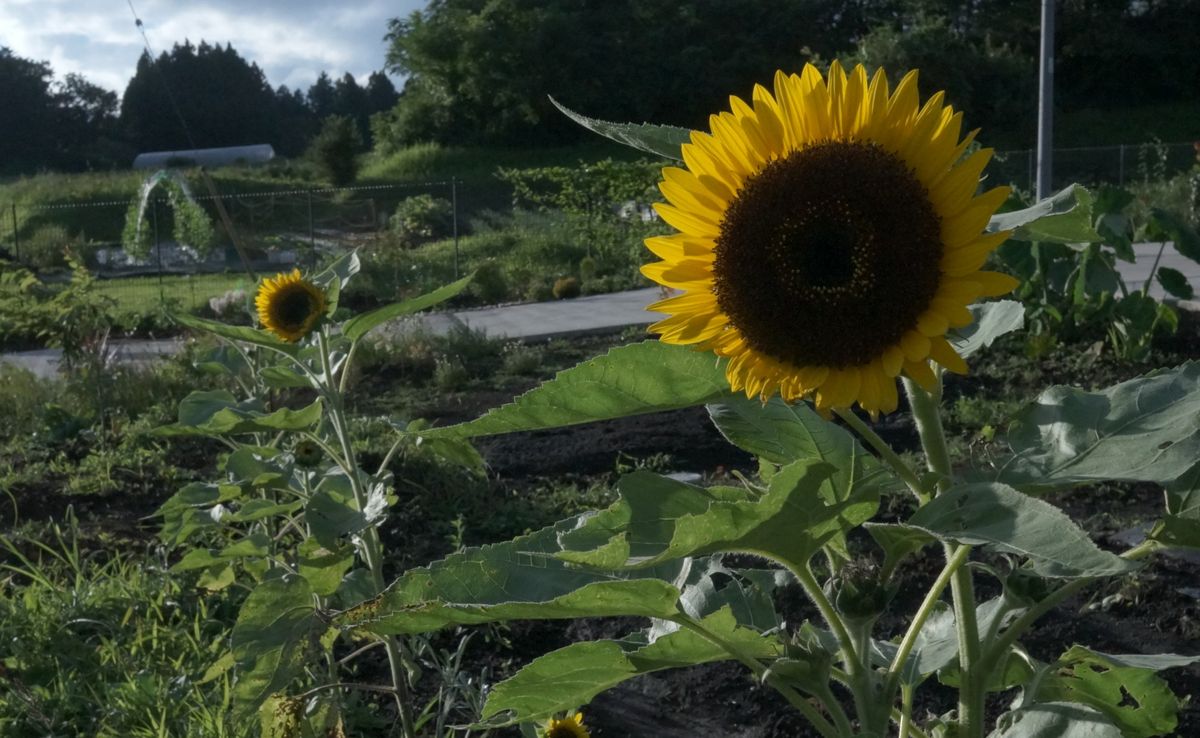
[
  {"left": 988, "top": 702, "right": 1123, "bottom": 737},
  {"left": 1029, "top": 646, "right": 1197, "bottom": 738},
  {"left": 231, "top": 576, "right": 323, "bottom": 718}
]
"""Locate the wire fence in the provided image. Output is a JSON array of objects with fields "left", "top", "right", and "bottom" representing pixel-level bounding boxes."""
[
  {"left": 1, "top": 180, "right": 464, "bottom": 317},
  {"left": 991, "top": 140, "right": 1198, "bottom": 194},
  {"left": 2, "top": 141, "right": 1198, "bottom": 318}
]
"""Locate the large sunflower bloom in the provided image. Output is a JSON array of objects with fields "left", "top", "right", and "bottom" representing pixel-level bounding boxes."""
[
  {"left": 543, "top": 712, "right": 589, "bottom": 738},
  {"left": 255, "top": 269, "right": 327, "bottom": 342},
  {"left": 643, "top": 62, "right": 1017, "bottom": 415}
]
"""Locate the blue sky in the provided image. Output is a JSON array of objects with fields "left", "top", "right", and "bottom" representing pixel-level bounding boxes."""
[{"left": 0, "top": 0, "right": 425, "bottom": 95}]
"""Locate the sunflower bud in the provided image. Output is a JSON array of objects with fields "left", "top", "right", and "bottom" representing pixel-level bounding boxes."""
[
  {"left": 828, "top": 560, "right": 894, "bottom": 623},
  {"left": 1004, "top": 567, "right": 1053, "bottom": 608},
  {"left": 293, "top": 439, "right": 325, "bottom": 468}
]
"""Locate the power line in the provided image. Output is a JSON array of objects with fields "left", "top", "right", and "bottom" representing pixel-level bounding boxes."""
[{"left": 125, "top": 0, "right": 199, "bottom": 150}]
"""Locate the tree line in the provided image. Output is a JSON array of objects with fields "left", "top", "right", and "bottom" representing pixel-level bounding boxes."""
[
  {"left": 1, "top": 41, "right": 399, "bottom": 176},
  {"left": 374, "top": 0, "right": 1200, "bottom": 149}
]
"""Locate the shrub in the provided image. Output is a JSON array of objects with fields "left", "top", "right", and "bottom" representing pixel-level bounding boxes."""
[
  {"left": 21, "top": 224, "right": 80, "bottom": 270},
  {"left": 470, "top": 259, "right": 509, "bottom": 304},
  {"left": 552, "top": 275, "right": 581, "bottom": 299},
  {"left": 432, "top": 355, "right": 469, "bottom": 391},
  {"left": 391, "top": 194, "right": 454, "bottom": 247},
  {"left": 308, "top": 115, "right": 362, "bottom": 186},
  {"left": 500, "top": 341, "right": 543, "bottom": 376}
]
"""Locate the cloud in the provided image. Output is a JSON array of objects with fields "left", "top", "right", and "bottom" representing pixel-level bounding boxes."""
[{"left": 0, "top": 0, "right": 419, "bottom": 95}]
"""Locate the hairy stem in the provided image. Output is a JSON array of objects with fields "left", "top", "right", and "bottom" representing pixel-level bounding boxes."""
[{"left": 833, "top": 407, "right": 927, "bottom": 500}]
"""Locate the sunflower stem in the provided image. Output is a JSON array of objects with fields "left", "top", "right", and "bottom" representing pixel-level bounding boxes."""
[
  {"left": 832, "top": 407, "right": 927, "bottom": 500},
  {"left": 316, "top": 329, "right": 418, "bottom": 738},
  {"left": 903, "top": 376, "right": 983, "bottom": 738},
  {"left": 670, "top": 615, "right": 845, "bottom": 738}
]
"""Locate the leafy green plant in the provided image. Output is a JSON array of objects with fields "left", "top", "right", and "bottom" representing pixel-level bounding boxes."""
[
  {"left": 308, "top": 115, "right": 363, "bottom": 186},
  {"left": 284, "top": 102, "right": 1200, "bottom": 738},
  {"left": 121, "top": 169, "right": 217, "bottom": 260},
  {"left": 391, "top": 193, "right": 454, "bottom": 247},
  {"left": 158, "top": 257, "right": 481, "bottom": 737}
]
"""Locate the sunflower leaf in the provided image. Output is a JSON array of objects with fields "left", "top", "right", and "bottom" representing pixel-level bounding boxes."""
[
  {"left": 558, "top": 459, "right": 876, "bottom": 572},
  {"left": 950, "top": 300, "right": 1025, "bottom": 358},
  {"left": 982, "top": 363, "right": 1200, "bottom": 492},
  {"left": 172, "top": 312, "right": 299, "bottom": 354},
  {"left": 551, "top": 96, "right": 691, "bottom": 161},
  {"left": 904, "top": 482, "right": 1138, "bottom": 578},
  {"left": 988, "top": 184, "right": 1101, "bottom": 243},
  {"left": 231, "top": 576, "right": 322, "bottom": 719},
  {"left": 479, "top": 606, "right": 780, "bottom": 727},
  {"left": 342, "top": 274, "right": 473, "bottom": 341},
  {"left": 1027, "top": 646, "right": 1194, "bottom": 738},
  {"left": 156, "top": 390, "right": 322, "bottom": 437},
  {"left": 988, "top": 703, "right": 1123, "bottom": 737},
  {"left": 419, "top": 341, "right": 731, "bottom": 439},
  {"left": 335, "top": 512, "right": 686, "bottom": 636}
]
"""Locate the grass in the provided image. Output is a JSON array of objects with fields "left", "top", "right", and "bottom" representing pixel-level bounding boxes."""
[{"left": 94, "top": 272, "right": 252, "bottom": 317}]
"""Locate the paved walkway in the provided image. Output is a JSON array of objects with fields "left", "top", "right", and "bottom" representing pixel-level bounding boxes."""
[{"left": 3, "top": 243, "right": 1197, "bottom": 379}]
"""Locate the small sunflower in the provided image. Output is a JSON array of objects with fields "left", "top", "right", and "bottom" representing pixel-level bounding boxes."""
[
  {"left": 293, "top": 438, "right": 325, "bottom": 468},
  {"left": 543, "top": 712, "right": 589, "bottom": 738},
  {"left": 255, "top": 269, "right": 327, "bottom": 342},
  {"left": 642, "top": 62, "right": 1017, "bottom": 415}
]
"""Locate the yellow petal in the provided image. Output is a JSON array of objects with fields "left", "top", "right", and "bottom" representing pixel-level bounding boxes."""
[
  {"left": 900, "top": 330, "right": 931, "bottom": 361},
  {"left": 904, "top": 359, "right": 938, "bottom": 391},
  {"left": 654, "top": 203, "right": 720, "bottom": 238},
  {"left": 973, "top": 271, "right": 1020, "bottom": 297},
  {"left": 928, "top": 336, "right": 969, "bottom": 375}
]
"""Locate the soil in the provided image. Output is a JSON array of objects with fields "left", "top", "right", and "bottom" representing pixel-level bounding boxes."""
[{"left": 7, "top": 314, "right": 1200, "bottom": 736}]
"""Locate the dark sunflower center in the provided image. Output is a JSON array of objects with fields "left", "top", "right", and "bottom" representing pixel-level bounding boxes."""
[
  {"left": 712, "top": 140, "right": 944, "bottom": 368},
  {"left": 272, "top": 286, "right": 317, "bottom": 329},
  {"left": 546, "top": 727, "right": 579, "bottom": 738}
]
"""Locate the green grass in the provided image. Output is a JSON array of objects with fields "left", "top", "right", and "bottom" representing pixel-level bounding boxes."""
[{"left": 95, "top": 272, "right": 252, "bottom": 317}]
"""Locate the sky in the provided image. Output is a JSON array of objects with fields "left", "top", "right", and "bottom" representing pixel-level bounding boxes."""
[{"left": 0, "top": 0, "right": 425, "bottom": 96}]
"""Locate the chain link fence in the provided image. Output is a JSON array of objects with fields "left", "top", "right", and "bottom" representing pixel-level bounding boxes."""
[
  {"left": 1, "top": 180, "right": 463, "bottom": 318},
  {"left": 991, "top": 141, "right": 1198, "bottom": 194}
]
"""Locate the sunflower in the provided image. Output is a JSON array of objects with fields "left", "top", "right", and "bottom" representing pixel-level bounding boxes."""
[
  {"left": 642, "top": 62, "right": 1017, "bottom": 415},
  {"left": 255, "top": 269, "right": 327, "bottom": 342},
  {"left": 543, "top": 712, "right": 589, "bottom": 738}
]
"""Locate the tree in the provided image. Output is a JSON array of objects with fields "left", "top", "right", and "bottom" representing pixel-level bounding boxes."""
[
  {"left": 307, "top": 72, "right": 337, "bottom": 120},
  {"left": 333, "top": 72, "right": 371, "bottom": 142},
  {"left": 0, "top": 47, "right": 61, "bottom": 174},
  {"left": 307, "top": 115, "right": 362, "bottom": 186},
  {"left": 365, "top": 71, "right": 399, "bottom": 115},
  {"left": 120, "top": 41, "right": 280, "bottom": 152}
]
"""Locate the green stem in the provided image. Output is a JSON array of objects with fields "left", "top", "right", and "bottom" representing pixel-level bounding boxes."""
[
  {"left": 903, "top": 376, "right": 983, "bottom": 738},
  {"left": 882, "top": 545, "right": 972, "bottom": 698},
  {"left": 671, "top": 616, "right": 844, "bottom": 738},
  {"left": 898, "top": 684, "right": 915, "bottom": 738},
  {"left": 316, "top": 329, "right": 417, "bottom": 738},
  {"left": 832, "top": 407, "right": 927, "bottom": 500},
  {"left": 978, "top": 539, "right": 1160, "bottom": 675}
]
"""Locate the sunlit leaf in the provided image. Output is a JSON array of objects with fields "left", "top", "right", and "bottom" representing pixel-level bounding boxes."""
[
  {"left": 951, "top": 301, "right": 1025, "bottom": 358},
  {"left": 988, "top": 185, "right": 1101, "bottom": 243},
  {"left": 551, "top": 97, "right": 691, "bottom": 161},
  {"left": 988, "top": 702, "right": 1123, "bottom": 737},
  {"left": 232, "top": 576, "right": 321, "bottom": 718},
  {"left": 421, "top": 341, "right": 731, "bottom": 439},
  {"left": 905, "top": 483, "right": 1138, "bottom": 578},
  {"left": 342, "top": 274, "right": 473, "bottom": 341}
]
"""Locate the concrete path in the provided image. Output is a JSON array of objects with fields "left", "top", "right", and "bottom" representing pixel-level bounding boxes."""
[{"left": 3, "top": 243, "right": 1197, "bottom": 379}]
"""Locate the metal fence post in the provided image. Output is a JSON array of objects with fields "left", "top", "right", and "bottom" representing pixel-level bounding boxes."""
[
  {"left": 451, "top": 177, "right": 460, "bottom": 280},
  {"left": 1118, "top": 144, "right": 1126, "bottom": 186},
  {"left": 153, "top": 198, "right": 164, "bottom": 307},
  {"left": 307, "top": 190, "right": 315, "bottom": 255},
  {"left": 10, "top": 203, "right": 18, "bottom": 262}
]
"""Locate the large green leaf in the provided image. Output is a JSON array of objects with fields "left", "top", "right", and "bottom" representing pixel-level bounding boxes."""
[
  {"left": 950, "top": 301, "right": 1025, "bottom": 358},
  {"left": 559, "top": 459, "right": 874, "bottom": 572},
  {"left": 1030, "top": 646, "right": 1193, "bottom": 738},
  {"left": 171, "top": 533, "right": 271, "bottom": 572},
  {"left": 986, "top": 363, "right": 1200, "bottom": 492},
  {"left": 551, "top": 97, "right": 690, "bottom": 161},
  {"left": 905, "top": 483, "right": 1138, "bottom": 578},
  {"left": 158, "top": 390, "right": 322, "bottom": 437},
  {"left": 336, "top": 514, "right": 686, "bottom": 636},
  {"left": 707, "top": 395, "right": 896, "bottom": 555},
  {"left": 342, "top": 274, "right": 473, "bottom": 341},
  {"left": 1155, "top": 266, "right": 1195, "bottom": 300},
  {"left": 420, "top": 341, "right": 731, "bottom": 439},
  {"left": 481, "top": 606, "right": 780, "bottom": 726},
  {"left": 1148, "top": 208, "right": 1200, "bottom": 264},
  {"left": 988, "top": 703, "right": 1123, "bottom": 738},
  {"left": 988, "top": 185, "right": 1101, "bottom": 243},
  {"left": 231, "top": 576, "right": 322, "bottom": 718},
  {"left": 173, "top": 312, "right": 299, "bottom": 353}
]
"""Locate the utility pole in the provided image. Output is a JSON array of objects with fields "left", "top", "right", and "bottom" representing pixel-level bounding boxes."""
[{"left": 1036, "top": 0, "right": 1055, "bottom": 199}]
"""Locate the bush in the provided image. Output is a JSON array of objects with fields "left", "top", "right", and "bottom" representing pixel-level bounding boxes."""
[
  {"left": 432, "top": 355, "right": 469, "bottom": 392},
  {"left": 552, "top": 276, "right": 581, "bottom": 299},
  {"left": 21, "top": 224, "right": 81, "bottom": 270},
  {"left": 391, "top": 193, "right": 454, "bottom": 247},
  {"left": 308, "top": 115, "right": 362, "bottom": 186},
  {"left": 470, "top": 260, "right": 509, "bottom": 304}
]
